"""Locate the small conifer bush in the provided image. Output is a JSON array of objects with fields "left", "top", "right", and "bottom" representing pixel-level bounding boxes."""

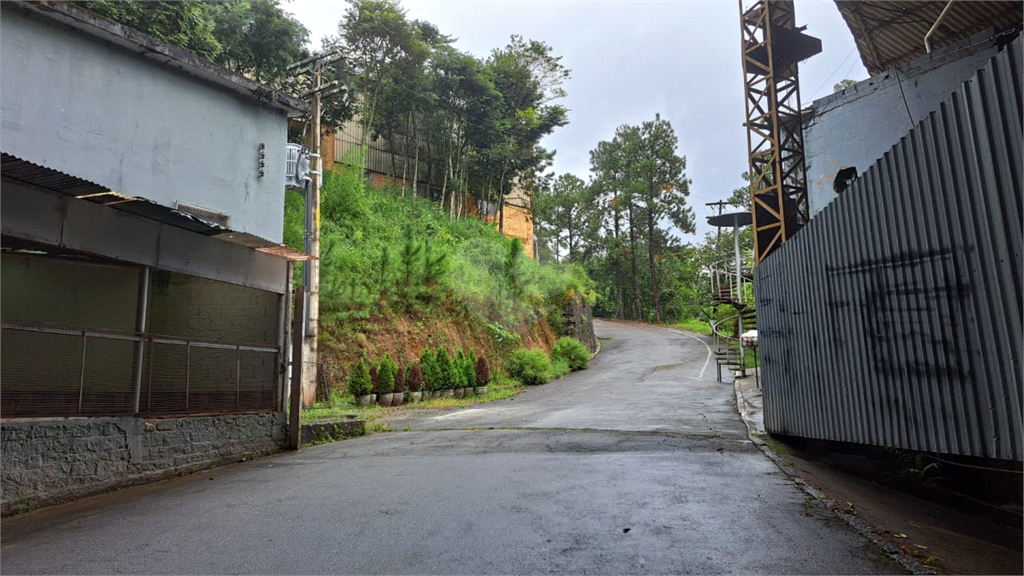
[
  {"left": 347, "top": 361, "right": 372, "bottom": 396},
  {"left": 377, "top": 354, "right": 396, "bottom": 394},
  {"left": 420, "top": 349, "right": 438, "bottom": 391}
]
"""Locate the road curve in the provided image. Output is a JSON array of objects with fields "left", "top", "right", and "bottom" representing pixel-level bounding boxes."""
[{"left": 0, "top": 319, "right": 900, "bottom": 575}]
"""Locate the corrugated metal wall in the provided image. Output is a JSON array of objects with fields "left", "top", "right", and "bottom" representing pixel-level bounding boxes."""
[{"left": 755, "top": 36, "right": 1022, "bottom": 461}]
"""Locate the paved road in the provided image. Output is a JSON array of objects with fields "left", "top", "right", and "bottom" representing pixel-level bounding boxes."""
[{"left": 1, "top": 320, "right": 900, "bottom": 575}]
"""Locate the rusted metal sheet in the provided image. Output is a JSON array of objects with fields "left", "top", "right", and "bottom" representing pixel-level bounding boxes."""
[{"left": 755, "top": 36, "right": 1022, "bottom": 461}]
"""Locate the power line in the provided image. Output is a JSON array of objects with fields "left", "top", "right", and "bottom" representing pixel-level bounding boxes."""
[{"left": 809, "top": 45, "right": 858, "bottom": 100}]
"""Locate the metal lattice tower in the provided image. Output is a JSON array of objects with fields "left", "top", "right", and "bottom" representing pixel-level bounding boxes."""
[{"left": 739, "top": 0, "right": 820, "bottom": 264}]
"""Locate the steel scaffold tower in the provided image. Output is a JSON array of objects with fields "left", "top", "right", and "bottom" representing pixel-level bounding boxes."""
[{"left": 739, "top": 0, "right": 820, "bottom": 264}]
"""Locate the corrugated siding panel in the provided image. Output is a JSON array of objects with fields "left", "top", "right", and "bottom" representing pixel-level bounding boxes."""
[{"left": 755, "top": 36, "right": 1022, "bottom": 461}]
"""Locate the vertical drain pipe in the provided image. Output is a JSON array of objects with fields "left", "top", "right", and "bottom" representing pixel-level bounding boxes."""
[
  {"left": 132, "top": 266, "right": 150, "bottom": 413},
  {"left": 925, "top": 0, "right": 955, "bottom": 53}
]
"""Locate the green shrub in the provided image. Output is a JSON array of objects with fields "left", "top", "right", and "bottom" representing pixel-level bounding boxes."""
[
  {"left": 377, "top": 354, "right": 396, "bottom": 394},
  {"left": 505, "top": 349, "right": 551, "bottom": 386},
  {"left": 347, "top": 361, "right": 372, "bottom": 396},
  {"left": 420, "top": 349, "right": 438, "bottom": 391},
  {"left": 463, "top": 350, "right": 477, "bottom": 387},
  {"left": 548, "top": 357, "right": 571, "bottom": 380},
  {"left": 435, "top": 347, "right": 456, "bottom": 390},
  {"left": 551, "top": 337, "right": 590, "bottom": 371}
]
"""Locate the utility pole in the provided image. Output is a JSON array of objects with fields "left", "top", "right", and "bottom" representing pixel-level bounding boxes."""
[
  {"left": 288, "top": 51, "right": 345, "bottom": 408},
  {"left": 301, "top": 60, "right": 322, "bottom": 407}
]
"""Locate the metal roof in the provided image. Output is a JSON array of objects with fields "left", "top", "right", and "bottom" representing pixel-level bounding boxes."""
[{"left": 834, "top": 1, "right": 1022, "bottom": 75}]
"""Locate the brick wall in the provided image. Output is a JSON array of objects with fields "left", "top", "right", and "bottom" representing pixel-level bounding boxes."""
[{"left": 1, "top": 413, "right": 286, "bottom": 515}]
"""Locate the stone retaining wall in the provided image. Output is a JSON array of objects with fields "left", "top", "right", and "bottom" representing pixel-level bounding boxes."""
[
  {"left": 562, "top": 294, "right": 597, "bottom": 352},
  {"left": 1, "top": 412, "right": 287, "bottom": 515}
]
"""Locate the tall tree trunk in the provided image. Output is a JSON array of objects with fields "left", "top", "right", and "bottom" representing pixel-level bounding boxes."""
[
  {"left": 627, "top": 198, "right": 641, "bottom": 321},
  {"left": 647, "top": 196, "right": 662, "bottom": 323},
  {"left": 498, "top": 162, "right": 508, "bottom": 234},
  {"left": 612, "top": 191, "right": 624, "bottom": 319}
]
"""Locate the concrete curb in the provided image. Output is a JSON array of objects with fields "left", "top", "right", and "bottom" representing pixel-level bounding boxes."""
[{"left": 733, "top": 379, "right": 935, "bottom": 576}]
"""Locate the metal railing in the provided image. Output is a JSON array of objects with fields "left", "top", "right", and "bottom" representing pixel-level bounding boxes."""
[
  {"left": 708, "top": 256, "right": 753, "bottom": 305},
  {"left": 707, "top": 255, "right": 757, "bottom": 381},
  {"left": 1, "top": 321, "right": 281, "bottom": 418}
]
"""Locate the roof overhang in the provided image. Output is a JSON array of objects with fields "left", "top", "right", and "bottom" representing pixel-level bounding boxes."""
[
  {"left": 1, "top": 153, "right": 314, "bottom": 261},
  {"left": 8, "top": 1, "right": 309, "bottom": 117},
  {"left": 834, "top": 1, "right": 1022, "bottom": 75}
]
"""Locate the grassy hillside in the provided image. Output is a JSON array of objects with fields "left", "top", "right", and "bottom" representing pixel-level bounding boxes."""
[{"left": 284, "top": 160, "right": 593, "bottom": 399}]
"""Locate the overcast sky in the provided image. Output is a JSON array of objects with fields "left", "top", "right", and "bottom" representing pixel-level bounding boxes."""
[{"left": 286, "top": 0, "right": 868, "bottom": 240}]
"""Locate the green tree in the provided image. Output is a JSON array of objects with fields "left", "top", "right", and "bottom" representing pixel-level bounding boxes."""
[
  {"left": 334, "top": 0, "right": 421, "bottom": 150},
  {"left": 75, "top": 0, "right": 310, "bottom": 84},
  {"left": 833, "top": 78, "right": 857, "bottom": 93},
  {"left": 534, "top": 173, "right": 599, "bottom": 264},
  {"left": 484, "top": 35, "right": 570, "bottom": 233},
  {"left": 205, "top": 0, "right": 310, "bottom": 83},
  {"left": 589, "top": 133, "right": 631, "bottom": 319},
  {"left": 73, "top": 1, "right": 222, "bottom": 59},
  {"left": 626, "top": 114, "right": 693, "bottom": 323}
]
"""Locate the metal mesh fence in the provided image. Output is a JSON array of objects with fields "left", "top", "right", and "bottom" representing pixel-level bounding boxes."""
[{"left": 1, "top": 323, "right": 281, "bottom": 418}]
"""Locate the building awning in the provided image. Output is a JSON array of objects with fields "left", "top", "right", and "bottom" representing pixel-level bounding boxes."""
[
  {"left": 1, "top": 153, "right": 311, "bottom": 261},
  {"left": 835, "top": 1, "right": 1022, "bottom": 75}
]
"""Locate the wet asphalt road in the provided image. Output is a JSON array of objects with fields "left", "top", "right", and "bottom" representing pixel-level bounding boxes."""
[{"left": 1, "top": 319, "right": 900, "bottom": 575}]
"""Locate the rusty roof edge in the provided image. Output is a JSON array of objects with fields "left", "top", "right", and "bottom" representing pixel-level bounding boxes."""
[{"left": 12, "top": 1, "right": 309, "bottom": 116}]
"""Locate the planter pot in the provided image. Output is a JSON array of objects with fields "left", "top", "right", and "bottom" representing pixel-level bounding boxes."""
[
  {"left": 392, "top": 392, "right": 404, "bottom": 406},
  {"left": 440, "top": 389, "right": 455, "bottom": 398},
  {"left": 453, "top": 388, "right": 464, "bottom": 399},
  {"left": 474, "top": 386, "right": 488, "bottom": 396},
  {"left": 410, "top": 391, "right": 422, "bottom": 402},
  {"left": 378, "top": 393, "right": 394, "bottom": 407},
  {"left": 355, "top": 394, "right": 374, "bottom": 407}
]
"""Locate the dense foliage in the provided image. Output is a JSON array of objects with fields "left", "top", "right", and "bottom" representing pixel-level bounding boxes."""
[
  {"left": 73, "top": 0, "right": 309, "bottom": 82},
  {"left": 505, "top": 349, "right": 551, "bottom": 386},
  {"left": 551, "top": 337, "right": 590, "bottom": 372},
  {"left": 312, "top": 0, "right": 570, "bottom": 230},
  {"left": 286, "top": 159, "right": 592, "bottom": 340}
]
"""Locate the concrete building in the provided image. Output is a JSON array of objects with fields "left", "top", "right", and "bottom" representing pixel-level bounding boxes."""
[
  {"left": 1, "top": 1, "right": 309, "bottom": 513},
  {"left": 753, "top": 1, "right": 1022, "bottom": 462}
]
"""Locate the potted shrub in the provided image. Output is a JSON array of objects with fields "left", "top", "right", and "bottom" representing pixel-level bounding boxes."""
[
  {"left": 453, "top": 351, "right": 466, "bottom": 398},
  {"left": 348, "top": 360, "right": 373, "bottom": 406},
  {"left": 463, "top": 350, "right": 478, "bottom": 396},
  {"left": 407, "top": 361, "right": 423, "bottom": 402},
  {"left": 475, "top": 354, "right": 490, "bottom": 395},
  {"left": 420, "top": 349, "right": 438, "bottom": 399},
  {"left": 435, "top": 347, "right": 455, "bottom": 397},
  {"left": 377, "top": 355, "right": 396, "bottom": 406},
  {"left": 394, "top": 359, "right": 407, "bottom": 404},
  {"left": 380, "top": 352, "right": 399, "bottom": 405}
]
